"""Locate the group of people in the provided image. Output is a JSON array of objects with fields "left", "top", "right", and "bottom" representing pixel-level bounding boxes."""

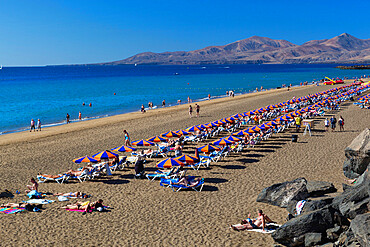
[
  {"left": 324, "top": 116, "right": 344, "bottom": 132},
  {"left": 188, "top": 104, "right": 200, "bottom": 118},
  {"left": 30, "top": 119, "right": 42, "bottom": 132}
]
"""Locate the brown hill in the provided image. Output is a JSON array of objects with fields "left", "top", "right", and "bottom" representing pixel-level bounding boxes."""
[{"left": 103, "top": 33, "right": 370, "bottom": 65}]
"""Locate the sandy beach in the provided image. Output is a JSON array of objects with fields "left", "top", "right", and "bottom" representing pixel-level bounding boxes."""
[{"left": 0, "top": 81, "right": 369, "bottom": 246}]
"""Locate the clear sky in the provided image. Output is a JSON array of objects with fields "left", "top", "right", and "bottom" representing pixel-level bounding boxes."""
[{"left": 0, "top": 0, "right": 369, "bottom": 66}]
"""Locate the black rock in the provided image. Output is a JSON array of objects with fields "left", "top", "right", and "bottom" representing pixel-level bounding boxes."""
[
  {"left": 326, "top": 225, "right": 341, "bottom": 241},
  {"left": 286, "top": 198, "right": 333, "bottom": 216},
  {"left": 349, "top": 213, "right": 370, "bottom": 246},
  {"left": 272, "top": 207, "right": 334, "bottom": 246},
  {"left": 343, "top": 128, "right": 370, "bottom": 179},
  {"left": 306, "top": 181, "right": 337, "bottom": 197},
  {"left": 257, "top": 178, "right": 309, "bottom": 208},
  {"left": 304, "top": 232, "right": 322, "bottom": 247},
  {"left": 332, "top": 168, "right": 369, "bottom": 219}
]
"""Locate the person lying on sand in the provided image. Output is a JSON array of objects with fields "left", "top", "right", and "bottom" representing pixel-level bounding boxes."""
[
  {"left": 1, "top": 202, "right": 29, "bottom": 208},
  {"left": 64, "top": 167, "right": 88, "bottom": 176},
  {"left": 61, "top": 199, "right": 104, "bottom": 214},
  {"left": 53, "top": 191, "right": 89, "bottom": 198},
  {"left": 171, "top": 176, "right": 202, "bottom": 187},
  {"left": 25, "top": 177, "right": 38, "bottom": 193},
  {"left": 231, "top": 209, "right": 275, "bottom": 232}
]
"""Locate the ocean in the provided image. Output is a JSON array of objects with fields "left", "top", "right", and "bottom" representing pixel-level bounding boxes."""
[{"left": 0, "top": 64, "right": 368, "bottom": 134}]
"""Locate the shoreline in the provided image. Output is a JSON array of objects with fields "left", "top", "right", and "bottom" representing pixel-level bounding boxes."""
[
  {"left": 0, "top": 83, "right": 318, "bottom": 146},
  {"left": 0, "top": 82, "right": 307, "bottom": 136}
]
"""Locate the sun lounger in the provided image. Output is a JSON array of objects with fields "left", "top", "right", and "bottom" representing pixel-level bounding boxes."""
[
  {"left": 160, "top": 177, "right": 204, "bottom": 192},
  {"left": 37, "top": 174, "right": 69, "bottom": 184},
  {"left": 146, "top": 167, "right": 180, "bottom": 181}
]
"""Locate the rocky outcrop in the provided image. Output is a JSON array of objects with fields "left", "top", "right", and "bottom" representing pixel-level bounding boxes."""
[
  {"left": 256, "top": 178, "right": 309, "bottom": 208},
  {"left": 259, "top": 130, "right": 370, "bottom": 246},
  {"left": 272, "top": 207, "right": 334, "bottom": 246},
  {"left": 343, "top": 128, "right": 370, "bottom": 179},
  {"left": 306, "top": 181, "right": 336, "bottom": 197}
]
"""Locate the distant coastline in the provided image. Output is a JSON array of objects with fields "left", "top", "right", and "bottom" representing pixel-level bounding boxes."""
[{"left": 336, "top": 65, "right": 370, "bottom": 70}]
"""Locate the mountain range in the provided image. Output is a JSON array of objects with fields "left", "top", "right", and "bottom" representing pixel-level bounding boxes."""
[{"left": 102, "top": 33, "right": 370, "bottom": 65}]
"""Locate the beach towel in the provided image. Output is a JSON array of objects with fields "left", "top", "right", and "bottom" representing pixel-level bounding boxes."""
[
  {"left": 58, "top": 196, "right": 69, "bottom": 202},
  {"left": 23, "top": 199, "right": 54, "bottom": 204},
  {"left": 230, "top": 223, "right": 281, "bottom": 234},
  {"left": 296, "top": 200, "right": 306, "bottom": 215},
  {"left": 27, "top": 190, "right": 42, "bottom": 199},
  {"left": 0, "top": 207, "right": 25, "bottom": 214}
]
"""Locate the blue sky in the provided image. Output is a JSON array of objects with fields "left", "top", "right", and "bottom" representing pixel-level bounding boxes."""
[{"left": 0, "top": 0, "right": 369, "bottom": 66}]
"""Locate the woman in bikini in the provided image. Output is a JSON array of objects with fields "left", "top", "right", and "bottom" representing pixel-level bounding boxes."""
[{"left": 54, "top": 192, "right": 88, "bottom": 198}]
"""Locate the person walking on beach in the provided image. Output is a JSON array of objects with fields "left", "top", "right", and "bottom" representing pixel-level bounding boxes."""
[
  {"left": 208, "top": 94, "right": 211, "bottom": 100},
  {"left": 330, "top": 116, "right": 337, "bottom": 131},
  {"left": 162, "top": 100, "right": 166, "bottom": 107},
  {"left": 338, "top": 116, "right": 344, "bottom": 131},
  {"left": 30, "top": 119, "right": 36, "bottom": 132},
  {"left": 324, "top": 118, "right": 329, "bottom": 132},
  {"left": 79, "top": 111, "right": 82, "bottom": 120},
  {"left": 141, "top": 104, "right": 146, "bottom": 113},
  {"left": 189, "top": 105, "right": 193, "bottom": 118},
  {"left": 295, "top": 116, "right": 302, "bottom": 132},
  {"left": 37, "top": 119, "right": 41, "bottom": 131},
  {"left": 187, "top": 96, "right": 191, "bottom": 103},
  {"left": 195, "top": 104, "right": 200, "bottom": 118},
  {"left": 124, "top": 130, "right": 131, "bottom": 146},
  {"left": 66, "top": 113, "right": 70, "bottom": 124}
]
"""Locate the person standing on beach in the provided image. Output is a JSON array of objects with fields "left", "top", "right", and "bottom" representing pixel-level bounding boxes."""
[
  {"left": 141, "top": 104, "right": 146, "bottom": 113},
  {"left": 30, "top": 119, "right": 36, "bottom": 132},
  {"left": 66, "top": 113, "right": 70, "bottom": 124},
  {"left": 189, "top": 105, "right": 193, "bottom": 118},
  {"left": 338, "top": 116, "right": 344, "bottom": 131},
  {"left": 208, "top": 94, "right": 211, "bottom": 100},
  {"left": 37, "top": 119, "right": 41, "bottom": 131},
  {"left": 295, "top": 116, "right": 302, "bottom": 132},
  {"left": 324, "top": 118, "right": 329, "bottom": 132},
  {"left": 124, "top": 130, "right": 131, "bottom": 146},
  {"left": 330, "top": 116, "right": 337, "bottom": 131},
  {"left": 79, "top": 111, "right": 82, "bottom": 120},
  {"left": 195, "top": 104, "right": 200, "bottom": 118},
  {"left": 187, "top": 96, "right": 191, "bottom": 103},
  {"left": 162, "top": 100, "right": 166, "bottom": 107}
]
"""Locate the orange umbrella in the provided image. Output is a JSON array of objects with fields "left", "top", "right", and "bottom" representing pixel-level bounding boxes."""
[
  {"left": 197, "top": 144, "right": 220, "bottom": 153},
  {"left": 92, "top": 150, "right": 119, "bottom": 160},
  {"left": 161, "top": 131, "right": 181, "bottom": 138},
  {"left": 131, "top": 139, "right": 156, "bottom": 146},
  {"left": 73, "top": 155, "right": 100, "bottom": 163},
  {"left": 146, "top": 136, "right": 168, "bottom": 142},
  {"left": 156, "top": 158, "right": 184, "bottom": 168},
  {"left": 174, "top": 154, "right": 199, "bottom": 164}
]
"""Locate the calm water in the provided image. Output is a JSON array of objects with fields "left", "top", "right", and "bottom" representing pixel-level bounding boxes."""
[{"left": 0, "top": 64, "right": 368, "bottom": 134}]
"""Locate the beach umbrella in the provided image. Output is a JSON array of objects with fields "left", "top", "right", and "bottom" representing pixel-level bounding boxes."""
[
  {"left": 186, "top": 125, "right": 202, "bottom": 132},
  {"left": 212, "top": 138, "right": 234, "bottom": 146},
  {"left": 243, "top": 111, "right": 253, "bottom": 116},
  {"left": 146, "top": 136, "right": 168, "bottom": 142},
  {"left": 161, "top": 131, "right": 181, "bottom": 138},
  {"left": 111, "top": 145, "right": 137, "bottom": 153},
  {"left": 174, "top": 154, "right": 199, "bottom": 164},
  {"left": 176, "top": 129, "right": 191, "bottom": 136},
  {"left": 73, "top": 155, "right": 100, "bottom": 164},
  {"left": 225, "top": 135, "right": 242, "bottom": 142},
  {"left": 250, "top": 126, "right": 262, "bottom": 131},
  {"left": 233, "top": 113, "right": 243, "bottom": 118},
  {"left": 196, "top": 124, "right": 207, "bottom": 129},
  {"left": 258, "top": 124, "right": 271, "bottom": 130},
  {"left": 197, "top": 144, "right": 220, "bottom": 153},
  {"left": 205, "top": 122, "right": 218, "bottom": 128},
  {"left": 212, "top": 120, "right": 223, "bottom": 126},
  {"left": 156, "top": 158, "right": 184, "bottom": 169},
  {"left": 131, "top": 139, "right": 156, "bottom": 146},
  {"left": 265, "top": 121, "right": 279, "bottom": 126},
  {"left": 92, "top": 150, "right": 119, "bottom": 160},
  {"left": 232, "top": 130, "right": 250, "bottom": 136},
  {"left": 226, "top": 116, "right": 236, "bottom": 122}
]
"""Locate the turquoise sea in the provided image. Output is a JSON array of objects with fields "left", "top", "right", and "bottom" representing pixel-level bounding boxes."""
[{"left": 0, "top": 64, "right": 369, "bottom": 134}]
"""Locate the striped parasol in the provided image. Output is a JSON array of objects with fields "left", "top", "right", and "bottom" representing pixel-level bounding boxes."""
[
  {"left": 146, "top": 136, "right": 168, "bottom": 143},
  {"left": 174, "top": 154, "right": 199, "bottom": 164},
  {"left": 73, "top": 155, "right": 100, "bottom": 164},
  {"left": 161, "top": 131, "right": 181, "bottom": 138},
  {"left": 212, "top": 138, "right": 234, "bottom": 146},
  {"left": 176, "top": 129, "right": 191, "bottom": 136},
  {"left": 156, "top": 158, "right": 184, "bottom": 169},
  {"left": 111, "top": 145, "right": 137, "bottom": 152},
  {"left": 131, "top": 139, "right": 156, "bottom": 146},
  {"left": 186, "top": 125, "right": 202, "bottom": 132},
  {"left": 197, "top": 144, "right": 220, "bottom": 153},
  {"left": 92, "top": 150, "right": 119, "bottom": 160}
]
